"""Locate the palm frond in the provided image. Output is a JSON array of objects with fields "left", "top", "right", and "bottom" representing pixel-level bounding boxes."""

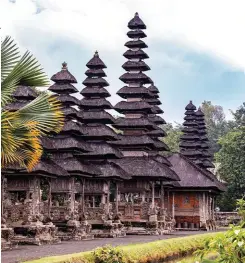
[
  {"left": 16, "top": 93, "right": 64, "bottom": 134},
  {"left": 1, "top": 37, "right": 50, "bottom": 106},
  {"left": 1, "top": 36, "right": 20, "bottom": 82}
]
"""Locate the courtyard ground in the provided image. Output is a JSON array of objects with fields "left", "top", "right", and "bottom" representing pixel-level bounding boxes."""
[{"left": 1, "top": 230, "right": 223, "bottom": 263}]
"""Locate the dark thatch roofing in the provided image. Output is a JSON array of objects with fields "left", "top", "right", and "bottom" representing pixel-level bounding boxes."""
[
  {"left": 78, "top": 143, "right": 122, "bottom": 159},
  {"left": 195, "top": 107, "right": 205, "bottom": 117},
  {"left": 81, "top": 124, "right": 118, "bottom": 140},
  {"left": 122, "top": 61, "right": 150, "bottom": 71},
  {"left": 123, "top": 49, "right": 149, "bottom": 59},
  {"left": 151, "top": 105, "right": 164, "bottom": 114},
  {"left": 185, "top": 100, "right": 196, "bottom": 111},
  {"left": 62, "top": 107, "right": 78, "bottom": 119},
  {"left": 147, "top": 128, "right": 167, "bottom": 137},
  {"left": 184, "top": 115, "right": 196, "bottom": 121},
  {"left": 85, "top": 68, "right": 106, "bottom": 77},
  {"left": 125, "top": 40, "right": 148, "bottom": 49},
  {"left": 153, "top": 139, "right": 170, "bottom": 151},
  {"left": 114, "top": 101, "right": 153, "bottom": 113},
  {"left": 179, "top": 141, "right": 201, "bottom": 148},
  {"left": 113, "top": 157, "right": 179, "bottom": 181},
  {"left": 96, "top": 162, "right": 131, "bottom": 180},
  {"left": 80, "top": 98, "right": 112, "bottom": 109},
  {"left": 180, "top": 134, "right": 200, "bottom": 140},
  {"left": 167, "top": 153, "right": 226, "bottom": 191},
  {"left": 76, "top": 111, "right": 115, "bottom": 124},
  {"left": 48, "top": 83, "right": 78, "bottom": 94},
  {"left": 128, "top": 12, "right": 146, "bottom": 30},
  {"left": 82, "top": 77, "right": 109, "bottom": 87},
  {"left": 119, "top": 72, "right": 153, "bottom": 84},
  {"left": 4, "top": 159, "right": 69, "bottom": 177},
  {"left": 51, "top": 62, "right": 77, "bottom": 83},
  {"left": 41, "top": 137, "right": 92, "bottom": 152},
  {"left": 182, "top": 127, "right": 197, "bottom": 133},
  {"left": 183, "top": 120, "right": 198, "bottom": 127},
  {"left": 110, "top": 134, "right": 155, "bottom": 147},
  {"left": 53, "top": 158, "right": 100, "bottom": 176},
  {"left": 148, "top": 84, "right": 159, "bottom": 94},
  {"left": 145, "top": 98, "right": 161, "bottom": 105},
  {"left": 152, "top": 154, "right": 172, "bottom": 167},
  {"left": 80, "top": 87, "right": 110, "bottom": 98},
  {"left": 179, "top": 149, "right": 202, "bottom": 157},
  {"left": 113, "top": 117, "right": 157, "bottom": 130},
  {"left": 60, "top": 120, "right": 84, "bottom": 136},
  {"left": 86, "top": 51, "right": 107, "bottom": 69},
  {"left": 4, "top": 101, "right": 29, "bottom": 111},
  {"left": 117, "top": 86, "right": 153, "bottom": 99},
  {"left": 13, "top": 86, "right": 38, "bottom": 100},
  {"left": 57, "top": 94, "right": 80, "bottom": 106},
  {"left": 127, "top": 29, "right": 147, "bottom": 39},
  {"left": 148, "top": 115, "right": 166, "bottom": 125}
]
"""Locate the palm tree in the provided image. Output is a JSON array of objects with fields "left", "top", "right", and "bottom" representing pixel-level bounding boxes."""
[{"left": 1, "top": 36, "right": 64, "bottom": 171}]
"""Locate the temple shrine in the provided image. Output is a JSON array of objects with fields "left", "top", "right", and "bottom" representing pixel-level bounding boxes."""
[{"left": 1, "top": 12, "right": 225, "bottom": 249}]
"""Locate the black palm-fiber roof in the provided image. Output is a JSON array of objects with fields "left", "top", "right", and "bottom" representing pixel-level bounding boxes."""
[
  {"left": 113, "top": 157, "right": 179, "bottom": 181},
  {"left": 85, "top": 68, "right": 106, "bottom": 77},
  {"left": 123, "top": 49, "right": 149, "bottom": 59},
  {"left": 148, "top": 84, "right": 159, "bottom": 94},
  {"left": 168, "top": 153, "right": 225, "bottom": 191},
  {"left": 51, "top": 62, "right": 77, "bottom": 83},
  {"left": 80, "top": 98, "right": 112, "bottom": 109},
  {"left": 125, "top": 40, "right": 148, "bottom": 49},
  {"left": 13, "top": 86, "right": 38, "bottom": 100},
  {"left": 120, "top": 72, "right": 153, "bottom": 84},
  {"left": 114, "top": 101, "right": 153, "bottom": 114},
  {"left": 127, "top": 29, "right": 147, "bottom": 39},
  {"left": 80, "top": 87, "right": 110, "bottom": 98},
  {"left": 48, "top": 83, "right": 78, "bottom": 94},
  {"left": 113, "top": 117, "right": 158, "bottom": 130},
  {"left": 82, "top": 77, "right": 109, "bottom": 87},
  {"left": 77, "top": 111, "right": 115, "bottom": 124},
  {"left": 53, "top": 157, "right": 100, "bottom": 176},
  {"left": 86, "top": 51, "right": 107, "bottom": 69},
  {"left": 4, "top": 101, "right": 29, "bottom": 111},
  {"left": 148, "top": 115, "right": 166, "bottom": 125},
  {"left": 117, "top": 86, "right": 153, "bottom": 99},
  {"left": 128, "top": 12, "right": 146, "bottom": 30},
  {"left": 57, "top": 94, "right": 80, "bottom": 106},
  {"left": 122, "top": 61, "right": 150, "bottom": 71}
]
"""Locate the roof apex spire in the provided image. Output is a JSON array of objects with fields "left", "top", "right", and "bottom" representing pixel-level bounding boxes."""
[
  {"left": 135, "top": 12, "right": 139, "bottom": 16},
  {"left": 62, "top": 61, "right": 67, "bottom": 70},
  {"left": 94, "top": 50, "right": 99, "bottom": 57}
]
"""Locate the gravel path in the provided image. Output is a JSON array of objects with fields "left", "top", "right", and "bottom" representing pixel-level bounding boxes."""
[{"left": 1, "top": 230, "right": 220, "bottom": 263}]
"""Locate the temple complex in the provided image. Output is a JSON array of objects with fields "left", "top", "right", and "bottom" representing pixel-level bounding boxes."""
[{"left": 1, "top": 12, "right": 226, "bottom": 250}]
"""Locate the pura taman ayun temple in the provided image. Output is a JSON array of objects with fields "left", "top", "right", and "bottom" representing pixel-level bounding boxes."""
[{"left": 1, "top": 12, "right": 225, "bottom": 248}]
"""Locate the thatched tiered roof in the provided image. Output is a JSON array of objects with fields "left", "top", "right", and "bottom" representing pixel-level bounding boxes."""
[{"left": 179, "top": 101, "right": 202, "bottom": 162}]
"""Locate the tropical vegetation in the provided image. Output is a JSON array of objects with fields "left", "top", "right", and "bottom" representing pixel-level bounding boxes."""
[{"left": 1, "top": 36, "right": 64, "bottom": 171}]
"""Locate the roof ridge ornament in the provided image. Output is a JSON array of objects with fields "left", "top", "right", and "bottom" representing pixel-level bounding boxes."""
[
  {"left": 62, "top": 62, "right": 67, "bottom": 70},
  {"left": 94, "top": 50, "right": 99, "bottom": 57}
]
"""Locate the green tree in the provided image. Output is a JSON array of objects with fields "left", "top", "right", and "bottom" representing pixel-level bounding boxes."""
[
  {"left": 228, "top": 102, "right": 245, "bottom": 129},
  {"left": 161, "top": 123, "right": 182, "bottom": 153},
  {"left": 215, "top": 128, "right": 245, "bottom": 211},
  {"left": 201, "top": 101, "right": 229, "bottom": 154},
  {"left": 1, "top": 36, "right": 64, "bottom": 171}
]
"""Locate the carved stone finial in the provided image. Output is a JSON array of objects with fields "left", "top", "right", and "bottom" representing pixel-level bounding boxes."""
[
  {"left": 190, "top": 100, "right": 192, "bottom": 104},
  {"left": 62, "top": 61, "right": 67, "bottom": 70},
  {"left": 135, "top": 12, "right": 139, "bottom": 16},
  {"left": 94, "top": 50, "right": 99, "bottom": 57}
]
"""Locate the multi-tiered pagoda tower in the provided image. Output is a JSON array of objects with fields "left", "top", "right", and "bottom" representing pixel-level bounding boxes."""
[
  {"left": 195, "top": 107, "right": 214, "bottom": 169},
  {"left": 77, "top": 52, "right": 131, "bottom": 237},
  {"left": 46, "top": 62, "right": 99, "bottom": 240},
  {"left": 112, "top": 12, "right": 179, "bottom": 234},
  {"left": 179, "top": 101, "right": 202, "bottom": 165}
]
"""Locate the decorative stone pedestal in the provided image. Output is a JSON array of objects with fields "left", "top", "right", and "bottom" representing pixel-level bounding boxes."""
[
  {"left": 1, "top": 218, "right": 15, "bottom": 251},
  {"left": 12, "top": 216, "right": 60, "bottom": 245}
]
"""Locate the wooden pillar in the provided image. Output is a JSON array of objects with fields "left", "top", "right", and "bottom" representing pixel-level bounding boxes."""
[
  {"left": 160, "top": 181, "right": 165, "bottom": 209},
  {"left": 107, "top": 180, "right": 110, "bottom": 214},
  {"left": 172, "top": 192, "right": 175, "bottom": 218},
  {"left": 48, "top": 180, "right": 52, "bottom": 217},
  {"left": 203, "top": 192, "right": 206, "bottom": 221},
  {"left": 115, "top": 181, "right": 119, "bottom": 214},
  {"left": 167, "top": 190, "right": 170, "bottom": 212},
  {"left": 82, "top": 178, "right": 85, "bottom": 213},
  {"left": 151, "top": 182, "right": 155, "bottom": 208}
]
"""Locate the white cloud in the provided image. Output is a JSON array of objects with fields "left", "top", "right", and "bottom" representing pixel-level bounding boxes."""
[{"left": 1, "top": 0, "right": 245, "bottom": 71}]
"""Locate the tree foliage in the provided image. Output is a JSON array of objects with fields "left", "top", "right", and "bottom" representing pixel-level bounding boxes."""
[
  {"left": 1, "top": 36, "right": 64, "bottom": 171},
  {"left": 161, "top": 122, "right": 182, "bottom": 153},
  {"left": 215, "top": 127, "right": 245, "bottom": 211}
]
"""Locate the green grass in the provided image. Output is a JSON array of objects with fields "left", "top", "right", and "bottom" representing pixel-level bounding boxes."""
[{"left": 23, "top": 233, "right": 221, "bottom": 263}]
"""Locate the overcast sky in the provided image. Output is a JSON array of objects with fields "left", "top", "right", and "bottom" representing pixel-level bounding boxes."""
[{"left": 1, "top": 0, "right": 245, "bottom": 123}]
